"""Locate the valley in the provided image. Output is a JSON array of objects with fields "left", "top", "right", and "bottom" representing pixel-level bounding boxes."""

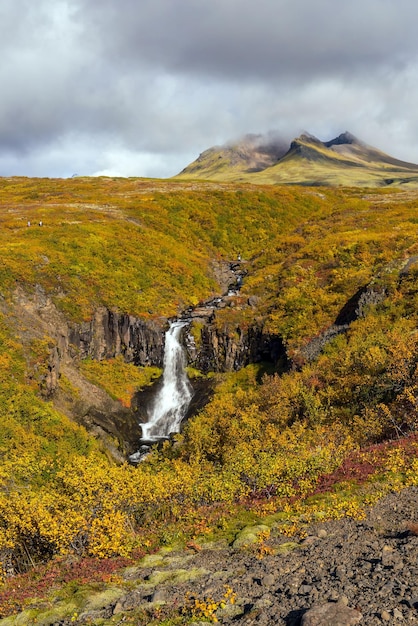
[{"left": 0, "top": 175, "right": 417, "bottom": 624}]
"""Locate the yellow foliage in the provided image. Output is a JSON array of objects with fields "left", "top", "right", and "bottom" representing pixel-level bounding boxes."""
[
  {"left": 2, "top": 180, "right": 418, "bottom": 578},
  {"left": 182, "top": 585, "right": 237, "bottom": 623}
]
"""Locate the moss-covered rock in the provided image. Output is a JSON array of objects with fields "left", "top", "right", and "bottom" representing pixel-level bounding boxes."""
[
  {"left": 232, "top": 524, "right": 270, "bottom": 549},
  {"left": 146, "top": 567, "right": 209, "bottom": 585}
]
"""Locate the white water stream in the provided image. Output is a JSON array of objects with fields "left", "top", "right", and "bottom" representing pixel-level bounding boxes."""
[{"left": 140, "top": 321, "right": 193, "bottom": 441}]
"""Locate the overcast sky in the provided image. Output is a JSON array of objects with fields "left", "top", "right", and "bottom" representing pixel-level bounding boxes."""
[{"left": 1, "top": 0, "right": 418, "bottom": 178}]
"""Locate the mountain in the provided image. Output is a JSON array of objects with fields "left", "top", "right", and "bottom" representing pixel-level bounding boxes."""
[
  {"left": 176, "top": 131, "right": 418, "bottom": 187},
  {"left": 176, "top": 132, "right": 289, "bottom": 180}
]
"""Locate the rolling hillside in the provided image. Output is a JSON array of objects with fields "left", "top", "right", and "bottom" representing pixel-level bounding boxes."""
[
  {"left": 0, "top": 176, "right": 418, "bottom": 623},
  {"left": 177, "top": 131, "right": 418, "bottom": 187}
]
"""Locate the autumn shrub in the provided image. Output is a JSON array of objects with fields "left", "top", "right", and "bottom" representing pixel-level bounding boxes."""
[{"left": 1, "top": 179, "right": 418, "bottom": 582}]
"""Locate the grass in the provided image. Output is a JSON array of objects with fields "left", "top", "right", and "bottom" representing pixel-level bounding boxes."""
[{"left": 0, "top": 177, "right": 337, "bottom": 320}]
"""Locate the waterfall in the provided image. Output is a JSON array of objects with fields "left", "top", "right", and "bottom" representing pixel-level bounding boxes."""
[{"left": 140, "top": 321, "right": 193, "bottom": 441}]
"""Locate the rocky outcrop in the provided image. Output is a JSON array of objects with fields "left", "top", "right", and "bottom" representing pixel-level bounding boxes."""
[
  {"left": 68, "top": 308, "right": 165, "bottom": 366},
  {"left": 6, "top": 257, "right": 319, "bottom": 461},
  {"left": 5, "top": 268, "right": 397, "bottom": 448},
  {"left": 55, "top": 363, "right": 144, "bottom": 461},
  {"left": 44, "top": 344, "right": 61, "bottom": 397},
  {"left": 299, "top": 283, "right": 387, "bottom": 364},
  {"left": 294, "top": 255, "right": 418, "bottom": 366},
  {"left": 334, "top": 284, "right": 387, "bottom": 326},
  {"left": 301, "top": 602, "right": 362, "bottom": 625},
  {"left": 181, "top": 260, "right": 286, "bottom": 373},
  {"left": 9, "top": 285, "right": 167, "bottom": 384},
  {"left": 187, "top": 320, "right": 285, "bottom": 373},
  {"left": 67, "top": 297, "right": 284, "bottom": 378},
  {"left": 6, "top": 283, "right": 286, "bottom": 459}
]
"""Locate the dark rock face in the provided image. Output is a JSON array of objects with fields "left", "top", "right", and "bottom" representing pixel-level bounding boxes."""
[
  {"left": 43, "top": 344, "right": 61, "bottom": 397},
  {"left": 299, "top": 324, "right": 349, "bottom": 364},
  {"left": 9, "top": 285, "right": 167, "bottom": 378},
  {"left": 188, "top": 322, "right": 285, "bottom": 373},
  {"left": 324, "top": 131, "right": 360, "bottom": 147},
  {"left": 67, "top": 302, "right": 285, "bottom": 377},
  {"left": 74, "top": 400, "right": 144, "bottom": 460},
  {"left": 300, "top": 258, "right": 418, "bottom": 369},
  {"left": 334, "top": 285, "right": 386, "bottom": 326},
  {"left": 184, "top": 377, "right": 216, "bottom": 419},
  {"left": 299, "top": 283, "right": 387, "bottom": 364},
  {"left": 68, "top": 307, "right": 166, "bottom": 367}
]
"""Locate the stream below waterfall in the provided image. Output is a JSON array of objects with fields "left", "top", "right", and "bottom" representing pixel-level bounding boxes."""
[{"left": 139, "top": 320, "right": 193, "bottom": 444}]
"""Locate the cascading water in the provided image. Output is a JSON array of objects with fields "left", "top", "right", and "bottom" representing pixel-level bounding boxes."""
[{"left": 140, "top": 321, "right": 193, "bottom": 442}]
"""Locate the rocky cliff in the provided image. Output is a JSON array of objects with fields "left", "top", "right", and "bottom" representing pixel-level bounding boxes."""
[
  {"left": 68, "top": 307, "right": 165, "bottom": 367},
  {"left": 3, "top": 258, "right": 398, "bottom": 460},
  {"left": 183, "top": 306, "right": 285, "bottom": 373}
]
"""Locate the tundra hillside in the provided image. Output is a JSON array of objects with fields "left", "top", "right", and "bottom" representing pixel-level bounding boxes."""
[{"left": 0, "top": 176, "right": 417, "bottom": 623}]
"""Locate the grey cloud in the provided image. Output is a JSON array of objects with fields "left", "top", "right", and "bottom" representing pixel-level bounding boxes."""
[{"left": 75, "top": 0, "right": 418, "bottom": 81}]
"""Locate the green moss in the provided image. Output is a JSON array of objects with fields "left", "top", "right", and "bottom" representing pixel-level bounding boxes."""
[
  {"left": 232, "top": 524, "right": 270, "bottom": 549},
  {"left": 275, "top": 542, "right": 300, "bottom": 554},
  {"left": 146, "top": 568, "right": 209, "bottom": 586},
  {"left": 138, "top": 554, "right": 167, "bottom": 568},
  {"left": 82, "top": 587, "right": 125, "bottom": 611},
  {"left": 9, "top": 603, "right": 79, "bottom": 626}
]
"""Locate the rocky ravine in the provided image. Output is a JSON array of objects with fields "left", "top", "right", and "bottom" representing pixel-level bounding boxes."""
[
  {"left": 4, "top": 486, "right": 417, "bottom": 625},
  {"left": 0, "top": 264, "right": 284, "bottom": 458},
  {"left": 2, "top": 256, "right": 417, "bottom": 461}
]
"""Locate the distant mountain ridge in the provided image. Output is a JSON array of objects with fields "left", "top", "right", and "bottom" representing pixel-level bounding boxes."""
[{"left": 176, "top": 131, "right": 418, "bottom": 187}]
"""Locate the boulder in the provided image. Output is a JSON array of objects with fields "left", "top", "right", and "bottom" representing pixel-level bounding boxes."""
[{"left": 301, "top": 601, "right": 362, "bottom": 625}]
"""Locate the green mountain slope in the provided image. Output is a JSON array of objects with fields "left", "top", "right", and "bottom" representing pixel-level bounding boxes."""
[{"left": 176, "top": 131, "right": 418, "bottom": 187}]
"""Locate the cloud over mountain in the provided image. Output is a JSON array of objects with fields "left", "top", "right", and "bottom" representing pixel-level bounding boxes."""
[
  {"left": 177, "top": 131, "right": 418, "bottom": 187},
  {"left": 1, "top": 0, "right": 418, "bottom": 177}
]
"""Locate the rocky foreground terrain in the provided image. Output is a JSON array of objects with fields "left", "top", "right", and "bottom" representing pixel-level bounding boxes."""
[{"left": 26, "top": 486, "right": 417, "bottom": 626}]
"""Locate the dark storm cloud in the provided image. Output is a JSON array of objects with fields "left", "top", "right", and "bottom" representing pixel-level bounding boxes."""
[
  {"left": 1, "top": 0, "right": 418, "bottom": 176},
  {"left": 76, "top": 0, "right": 418, "bottom": 81}
]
